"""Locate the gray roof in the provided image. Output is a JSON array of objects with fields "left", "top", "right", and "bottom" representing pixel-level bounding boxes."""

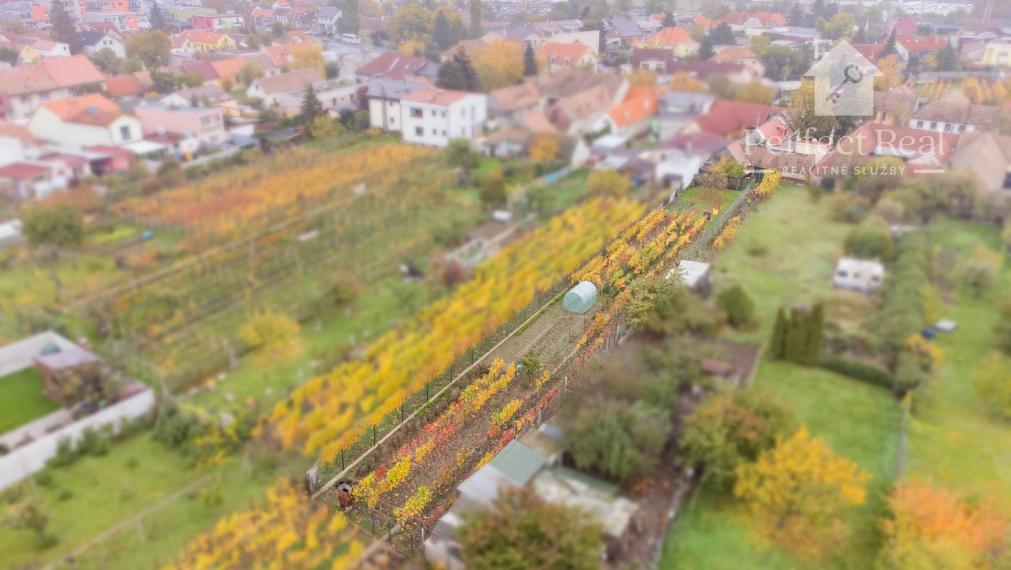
[
  {"left": 489, "top": 440, "right": 548, "bottom": 486},
  {"left": 365, "top": 77, "right": 429, "bottom": 100},
  {"left": 604, "top": 15, "right": 645, "bottom": 39}
]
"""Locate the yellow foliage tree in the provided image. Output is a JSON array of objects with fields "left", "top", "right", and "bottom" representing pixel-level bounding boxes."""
[
  {"left": 875, "top": 55, "right": 903, "bottom": 91},
  {"left": 528, "top": 134, "right": 559, "bottom": 163},
  {"left": 670, "top": 72, "right": 707, "bottom": 92},
  {"left": 399, "top": 39, "right": 426, "bottom": 56},
  {"left": 291, "top": 44, "right": 325, "bottom": 76},
  {"left": 474, "top": 40, "right": 524, "bottom": 91},
  {"left": 734, "top": 428, "right": 869, "bottom": 557},
  {"left": 628, "top": 69, "right": 657, "bottom": 86},
  {"left": 239, "top": 310, "right": 302, "bottom": 362}
]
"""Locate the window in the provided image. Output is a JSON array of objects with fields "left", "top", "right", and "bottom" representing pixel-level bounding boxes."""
[
  {"left": 415, "top": 126, "right": 423, "bottom": 136},
  {"left": 119, "top": 125, "right": 133, "bottom": 140},
  {"left": 916, "top": 121, "right": 924, "bottom": 128},
  {"left": 960, "top": 124, "right": 967, "bottom": 132},
  {"left": 410, "top": 107, "right": 423, "bottom": 118},
  {"left": 944, "top": 123, "right": 952, "bottom": 132},
  {"left": 929, "top": 122, "right": 937, "bottom": 130}
]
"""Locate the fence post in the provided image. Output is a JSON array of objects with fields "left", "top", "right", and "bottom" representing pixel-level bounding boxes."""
[{"left": 372, "top": 425, "right": 376, "bottom": 447}]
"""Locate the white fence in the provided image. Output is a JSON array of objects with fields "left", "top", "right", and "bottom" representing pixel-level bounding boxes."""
[
  {"left": 0, "top": 388, "right": 156, "bottom": 490},
  {"left": 0, "top": 331, "right": 81, "bottom": 378}
]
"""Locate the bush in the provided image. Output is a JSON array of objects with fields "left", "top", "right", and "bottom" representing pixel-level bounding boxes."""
[
  {"left": 587, "top": 169, "right": 632, "bottom": 196},
  {"left": 844, "top": 222, "right": 894, "bottom": 260},
  {"left": 564, "top": 398, "right": 671, "bottom": 482},
  {"left": 47, "top": 437, "right": 78, "bottom": 468},
  {"left": 717, "top": 285, "right": 755, "bottom": 328},
  {"left": 478, "top": 164, "right": 507, "bottom": 207},
  {"left": 35, "top": 471, "right": 54, "bottom": 487},
  {"left": 819, "top": 356, "right": 895, "bottom": 392},
  {"left": 746, "top": 241, "right": 768, "bottom": 257},
  {"left": 77, "top": 427, "right": 110, "bottom": 457}
]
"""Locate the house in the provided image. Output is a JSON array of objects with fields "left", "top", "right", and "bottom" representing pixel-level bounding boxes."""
[
  {"left": 711, "top": 46, "right": 766, "bottom": 78},
  {"left": 34, "top": 344, "right": 102, "bottom": 405},
  {"left": 28, "top": 94, "right": 142, "bottom": 148},
  {"left": 597, "top": 86, "right": 657, "bottom": 138},
  {"left": 17, "top": 38, "right": 70, "bottom": 63},
  {"left": 424, "top": 430, "right": 641, "bottom": 569},
  {"left": 366, "top": 77, "right": 429, "bottom": 132},
  {"left": 949, "top": 131, "right": 1011, "bottom": 194},
  {"left": 895, "top": 35, "right": 950, "bottom": 65},
  {"left": 632, "top": 27, "right": 699, "bottom": 58},
  {"left": 104, "top": 72, "right": 152, "bottom": 99},
  {"left": 190, "top": 13, "right": 245, "bottom": 32},
  {"left": 272, "top": 80, "right": 360, "bottom": 118},
  {"left": 603, "top": 15, "right": 646, "bottom": 51},
  {"left": 650, "top": 131, "right": 730, "bottom": 189},
  {"left": 0, "top": 55, "right": 105, "bottom": 120},
  {"left": 0, "top": 162, "right": 62, "bottom": 202},
  {"left": 668, "top": 61, "right": 761, "bottom": 84},
  {"left": 400, "top": 87, "right": 488, "bottom": 148},
  {"left": 981, "top": 40, "right": 1011, "bottom": 68},
  {"left": 631, "top": 47, "right": 675, "bottom": 73},
  {"left": 685, "top": 98, "right": 776, "bottom": 139},
  {"left": 247, "top": 68, "right": 322, "bottom": 107},
  {"left": 317, "top": 7, "right": 341, "bottom": 34},
  {"left": 80, "top": 30, "right": 125, "bottom": 58},
  {"left": 667, "top": 259, "right": 711, "bottom": 294},
  {"left": 815, "top": 122, "right": 958, "bottom": 177},
  {"left": 653, "top": 91, "right": 715, "bottom": 140},
  {"left": 873, "top": 86, "right": 923, "bottom": 125},
  {"left": 907, "top": 89, "right": 998, "bottom": 134},
  {"left": 82, "top": 11, "right": 140, "bottom": 33},
  {"left": 175, "top": 29, "right": 237, "bottom": 54},
  {"left": 135, "top": 104, "right": 227, "bottom": 151},
  {"left": 722, "top": 11, "right": 788, "bottom": 34},
  {"left": 356, "top": 51, "right": 438, "bottom": 82},
  {"left": 540, "top": 40, "right": 598, "bottom": 72},
  {"left": 832, "top": 257, "right": 885, "bottom": 293}
]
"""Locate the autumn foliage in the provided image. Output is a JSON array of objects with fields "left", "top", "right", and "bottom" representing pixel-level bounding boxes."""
[
  {"left": 880, "top": 482, "right": 1008, "bottom": 569},
  {"left": 734, "top": 428, "right": 869, "bottom": 558},
  {"left": 163, "top": 481, "right": 364, "bottom": 570}
]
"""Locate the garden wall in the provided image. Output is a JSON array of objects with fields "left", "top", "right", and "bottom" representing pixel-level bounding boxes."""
[
  {"left": 0, "top": 387, "right": 155, "bottom": 490},
  {"left": 0, "top": 331, "right": 80, "bottom": 378}
]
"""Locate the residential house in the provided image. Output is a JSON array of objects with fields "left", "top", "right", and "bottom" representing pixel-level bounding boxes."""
[
  {"left": 135, "top": 104, "right": 227, "bottom": 156},
  {"left": 596, "top": 86, "right": 657, "bottom": 138},
  {"left": 981, "top": 40, "right": 1011, "bottom": 68},
  {"left": 190, "top": 13, "right": 245, "bottom": 31},
  {"left": 711, "top": 46, "right": 766, "bottom": 78},
  {"left": 907, "top": 89, "right": 998, "bottom": 134},
  {"left": 28, "top": 94, "right": 142, "bottom": 148},
  {"left": 540, "top": 41, "right": 598, "bottom": 73},
  {"left": 873, "top": 85, "right": 923, "bottom": 125},
  {"left": 545, "top": 78, "right": 628, "bottom": 137},
  {"left": 356, "top": 51, "right": 438, "bottom": 82},
  {"left": 815, "top": 121, "right": 959, "bottom": 177},
  {"left": 722, "top": 11, "right": 788, "bottom": 34},
  {"left": 400, "top": 87, "right": 488, "bottom": 148},
  {"left": 650, "top": 131, "right": 730, "bottom": 189},
  {"left": 653, "top": 91, "right": 715, "bottom": 140},
  {"left": 0, "top": 162, "right": 64, "bottom": 202},
  {"left": 82, "top": 11, "right": 140, "bottom": 33},
  {"left": 631, "top": 48, "right": 675, "bottom": 73},
  {"left": 949, "top": 131, "right": 1011, "bottom": 194},
  {"left": 317, "top": 7, "right": 341, "bottom": 35},
  {"left": 895, "top": 35, "right": 950, "bottom": 65},
  {"left": 684, "top": 98, "right": 776, "bottom": 139},
  {"left": 17, "top": 38, "right": 70, "bottom": 63},
  {"left": 272, "top": 80, "right": 360, "bottom": 117},
  {"left": 604, "top": 15, "right": 647, "bottom": 51},
  {"left": 668, "top": 61, "right": 761, "bottom": 84},
  {"left": 249, "top": 6, "right": 275, "bottom": 29},
  {"left": 104, "top": 72, "right": 153, "bottom": 99},
  {"left": 0, "top": 55, "right": 105, "bottom": 121},
  {"left": 175, "top": 29, "right": 237, "bottom": 55},
  {"left": 632, "top": 27, "right": 699, "bottom": 58},
  {"left": 366, "top": 77, "right": 429, "bottom": 132},
  {"left": 247, "top": 68, "right": 322, "bottom": 107},
  {"left": 80, "top": 30, "right": 125, "bottom": 58}
]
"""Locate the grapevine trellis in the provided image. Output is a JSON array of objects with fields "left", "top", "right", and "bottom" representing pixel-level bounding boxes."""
[{"left": 78, "top": 152, "right": 474, "bottom": 391}]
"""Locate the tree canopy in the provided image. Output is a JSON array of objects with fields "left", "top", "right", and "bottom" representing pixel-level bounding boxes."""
[{"left": 22, "top": 203, "right": 84, "bottom": 249}]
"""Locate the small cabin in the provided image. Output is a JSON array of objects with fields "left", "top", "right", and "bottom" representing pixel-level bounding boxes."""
[{"left": 832, "top": 257, "right": 885, "bottom": 293}]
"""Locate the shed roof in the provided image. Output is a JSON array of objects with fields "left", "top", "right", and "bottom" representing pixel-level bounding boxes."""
[{"left": 489, "top": 440, "right": 548, "bottom": 486}]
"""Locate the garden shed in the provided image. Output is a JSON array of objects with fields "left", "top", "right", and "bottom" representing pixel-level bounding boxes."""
[{"left": 563, "top": 281, "right": 597, "bottom": 314}]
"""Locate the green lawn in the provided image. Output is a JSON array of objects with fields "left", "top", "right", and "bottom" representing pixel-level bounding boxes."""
[
  {"left": 673, "top": 186, "right": 739, "bottom": 213},
  {"left": 905, "top": 219, "right": 1011, "bottom": 510},
  {"left": 189, "top": 275, "right": 438, "bottom": 413},
  {"left": 0, "top": 433, "right": 300, "bottom": 569},
  {"left": 709, "top": 187, "right": 875, "bottom": 345},
  {"left": 662, "top": 187, "right": 901, "bottom": 569},
  {"left": 0, "top": 368, "right": 61, "bottom": 433}
]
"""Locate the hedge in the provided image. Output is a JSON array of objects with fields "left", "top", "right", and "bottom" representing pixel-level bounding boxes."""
[{"left": 819, "top": 356, "right": 897, "bottom": 393}]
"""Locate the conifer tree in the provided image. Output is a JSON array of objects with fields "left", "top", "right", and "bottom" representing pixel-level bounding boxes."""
[
  {"left": 50, "top": 0, "right": 83, "bottom": 54},
  {"left": 149, "top": 2, "right": 167, "bottom": 31},
  {"left": 770, "top": 307, "right": 788, "bottom": 359},
  {"left": 523, "top": 42, "right": 537, "bottom": 76}
]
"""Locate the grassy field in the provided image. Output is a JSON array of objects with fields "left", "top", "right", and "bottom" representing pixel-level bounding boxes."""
[
  {"left": 905, "top": 219, "right": 1011, "bottom": 511},
  {"left": 673, "top": 186, "right": 739, "bottom": 213},
  {"left": 662, "top": 187, "right": 901, "bottom": 569},
  {"left": 0, "top": 433, "right": 302, "bottom": 570},
  {"left": 0, "top": 368, "right": 61, "bottom": 433}
]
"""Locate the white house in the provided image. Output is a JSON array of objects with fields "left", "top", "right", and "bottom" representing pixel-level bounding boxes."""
[
  {"left": 366, "top": 77, "right": 429, "bottom": 132},
  {"left": 81, "top": 30, "right": 126, "bottom": 59},
  {"left": 28, "top": 94, "right": 142, "bottom": 148},
  {"left": 246, "top": 68, "right": 322, "bottom": 108},
  {"left": 400, "top": 87, "right": 488, "bottom": 148},
  {"left": 832, "top": 257, "right": 885, "bottom": 293}
]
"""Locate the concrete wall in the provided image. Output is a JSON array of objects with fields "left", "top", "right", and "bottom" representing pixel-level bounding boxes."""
[
  {"left": 0, "top": 388, "right": 155, "bottom": 490},
  {"left": 0, "top": 331, "right": 80, "bottom": 378}
]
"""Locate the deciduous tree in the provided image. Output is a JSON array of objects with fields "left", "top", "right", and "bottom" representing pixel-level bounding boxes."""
[
  {"left": 458, "top": 488, "right": 603, "bottom": 570},
  {"left": 473, "top": 40, "right": 523, "bottom": 91},
  {"left": 587, "top": 169, "right": 631, "bottom": 196},
  {"left": 717, "top": 285, "right": 755, "bottom": 328},
  {"left": 126, "top": 30, "right": 171, "bottom": 69},
  {"left": 734, "top": 428, "right": 869, "bottom": 556},
  {"left": 238, "top": 310, "right": 302, "bottom": 362},
  {"left": 528, "top": 134, "right": 558, "bottom": 163},
  {"left": 564, "top": 397, "right": 671, "bottom": 482},
  {"left": 22, "top": 203, "right": 83, "bottom": 250}
]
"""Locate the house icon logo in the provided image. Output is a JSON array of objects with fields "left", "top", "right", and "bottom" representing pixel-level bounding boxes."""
[{"left": 807, "top": 41, "right": 878, "bottom": 117}]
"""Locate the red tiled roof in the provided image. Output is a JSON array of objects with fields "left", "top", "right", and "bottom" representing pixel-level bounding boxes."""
[
  {"left": 540, "top": 40, "right": 592, "bottom": 62},
  {"left": 634, "top": 27, "right": 696, "bottom": 48},
  {"left": 815, "top": 121, "right": 959, "bottom": 176},
  {"left": 252, "top": 68, "right": 321, "bottom": 95},
  {"left": 402, "top": 87, "right": 471, "bottom": 106},
  {"left": 694, "top": 98, "right": 775, "bottom": 137},
  {"left": 41, "top": 94, "right": 125, "bottom": 126},
  {"left": 897, "top": 35, "right": 949, "bottom": 54},
  {"left": 0, "top": 123, "right": 38, "bottom": 144},
  {"left": 178, "top": 29, "right": 230, "bottom": 45},
  {"left": 357, "top": 51, "right": 433, "bottom": 80},
  {"left": 712, "top": 46, "right": 759, "bottom": 63},
  {"left": 105, "top": 72, "right": 150, "bottom": 98},
  {"left": 722, "top": 11, "right": 787, "bottom": 27},
  {"left": 608, "top": 87, "right": 657, "bottom": 128},
  {"left": 0, "top": 162, "right": 50, "bottom": 180},
  {"left": 41, "top": 55, "right": 105, "bottom": 87}
]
